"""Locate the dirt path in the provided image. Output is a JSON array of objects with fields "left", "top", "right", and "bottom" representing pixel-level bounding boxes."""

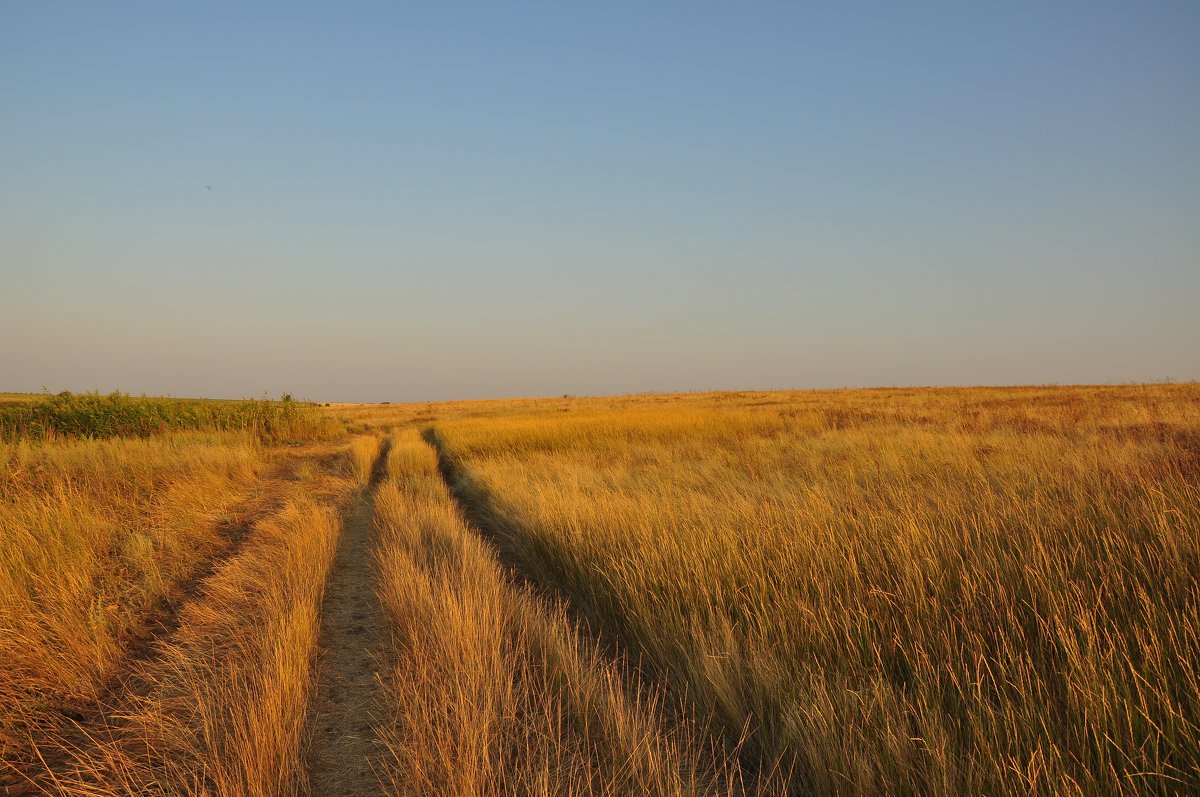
[{"left": 305, "top": 441, "right": 390, "bottom": 797}]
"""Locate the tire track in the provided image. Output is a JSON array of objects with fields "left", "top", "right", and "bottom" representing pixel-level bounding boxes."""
[{"left": 304, "top": 439, "right": 390, "bottom": 797}]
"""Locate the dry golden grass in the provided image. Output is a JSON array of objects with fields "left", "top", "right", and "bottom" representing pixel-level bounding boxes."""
[
  {"left": 373, "top": 431, "right": 777, "bottom": 796},
  {"left": 20, "top": 438, "right": 376, "bottom": 796},
  {"left": 0, "top": 431, "right": 269, "bottom": 760},
  {"left": 6, "top": 385, "right": 1197, "bottom": 795},
  {"left": 349, "top": 433, "right": 382, "bottom": 485},
  {"left": 415, "top": 384, "right": 1200, "bottom": 796}
]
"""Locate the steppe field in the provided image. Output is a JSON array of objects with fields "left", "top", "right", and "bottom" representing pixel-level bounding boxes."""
[{"left": 2, "top": 384, "right": 1197, "bottom": 796}]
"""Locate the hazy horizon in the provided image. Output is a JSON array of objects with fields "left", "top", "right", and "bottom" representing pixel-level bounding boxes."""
[
  {"left": 5, "top": 379, "right": 1198, "bottom": 407},
  {"left": 4, "top": 2, "right": 1198, "bottom": 403}
]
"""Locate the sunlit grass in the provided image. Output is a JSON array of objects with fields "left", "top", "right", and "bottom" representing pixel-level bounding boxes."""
[
  {"left": 49, "top": 441, "right": 370, "bottom": 796},
  {"left": 6, "top": 384, "right": 1196, "bottom": 794},
  {"left": 0, "top": 430, "right": 268, "bottom": 759},
  {"left": 427, "top": 384, "right": 1200, "bottom": 795},
  {"left": 373, "top": 431, "right": 776, "bottom": 795},
  {"left": 0, "top": 409, "right": 366, "bottom": 778}
]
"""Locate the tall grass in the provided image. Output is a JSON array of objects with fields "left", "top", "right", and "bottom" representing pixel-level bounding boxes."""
[
  {"left": 430, "top": 385, "right": 1200, "bottom": 795},
  {"left": 0, "top": 391, "right": 335, "bottom": 442},
  {"left": 349, "top": 433, "right": 383, "bottom": 485},
  {"left": 49, "top": 442, "right": 369, "bottom": 796},
  {"left": 373, "top": 432, "right": 775, "bottom": 795},
  {"left": 0, "top": 431, "right": 268, "bottom": 762},
  {"left": 0, "top": 427, "right": 378, "bottom": 780}
]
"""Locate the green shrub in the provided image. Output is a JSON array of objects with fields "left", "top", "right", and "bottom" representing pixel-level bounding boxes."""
[{"left": 0, "top": 391, "right": 332, "bottom": 442}]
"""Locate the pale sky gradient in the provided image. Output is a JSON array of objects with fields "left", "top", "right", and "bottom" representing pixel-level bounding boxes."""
[{"left": 3, "top": 2, "right": 1198, "bottom": 401}]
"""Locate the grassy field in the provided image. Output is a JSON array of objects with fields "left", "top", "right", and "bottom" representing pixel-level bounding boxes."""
[
  {"left": 3, "top": 385, "right": 1197, "bottom": 795},
  {"left": 372, "top": 431, "right": 776, "bottom": 796},
  {"left": 406, "top": 385, "right": 1200, "bottom": 796},
  {"left": 1, "top": 428, "right": 266, "bottom": 755},
  {"left": 56, "top": 443, "right": 372, "bottom": 796},
  {"left": 0, "top": 394, "right": 349, "bottom": 792}
]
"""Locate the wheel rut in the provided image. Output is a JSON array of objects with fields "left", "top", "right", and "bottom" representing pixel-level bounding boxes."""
[{"left": 304, "top": 440, "right": 390, "bottom": 797}]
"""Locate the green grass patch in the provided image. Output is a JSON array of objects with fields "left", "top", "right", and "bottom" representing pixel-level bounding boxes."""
[{"left": 0, "top": 391, "right": 332, "bottom": 442}]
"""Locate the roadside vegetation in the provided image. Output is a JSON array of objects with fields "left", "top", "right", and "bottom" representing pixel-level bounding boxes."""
[
  {"left": 1, "top": 431, "right": 266, "bottom": 763},
  {"left": 373, "top": 432, "right": 775, "bottom": 795},
  {"left": 4, "top": 384, "right": 1196, "bottom": 796},
  {"left": 0, "top": 391, "right": 334, "bottom": 442},
  {"left": 0, "top": 394, "right": 343, "bottom": 788},
  {"left": 54, "top": 437, "right": 378, "bottom": 796},
  {"left": 425, "top": 384, "right": 1200, "bottom": 796}
]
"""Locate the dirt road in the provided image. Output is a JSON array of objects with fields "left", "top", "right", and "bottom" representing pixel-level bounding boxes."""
[{"left": 305, "top": 442, "right": 390, "bottom": 797}]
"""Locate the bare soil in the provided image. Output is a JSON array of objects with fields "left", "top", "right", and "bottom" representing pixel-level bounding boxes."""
[{"left": 304, "top": 442, "right": 390, "bottom": 797}]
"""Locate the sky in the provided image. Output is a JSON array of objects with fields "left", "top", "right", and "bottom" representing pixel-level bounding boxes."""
[{"left": 2, "top": 2, "right": 1198, "bottom": 402}]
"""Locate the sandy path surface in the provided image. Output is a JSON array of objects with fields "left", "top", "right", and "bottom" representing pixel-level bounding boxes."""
[{"left": 305, "top": 442, "right": 390, "bottom": 797}]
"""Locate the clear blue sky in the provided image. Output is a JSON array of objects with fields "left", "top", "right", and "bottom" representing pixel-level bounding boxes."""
[{"left": 3, "top": 2, "right": 1197, "bottom": 401}]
